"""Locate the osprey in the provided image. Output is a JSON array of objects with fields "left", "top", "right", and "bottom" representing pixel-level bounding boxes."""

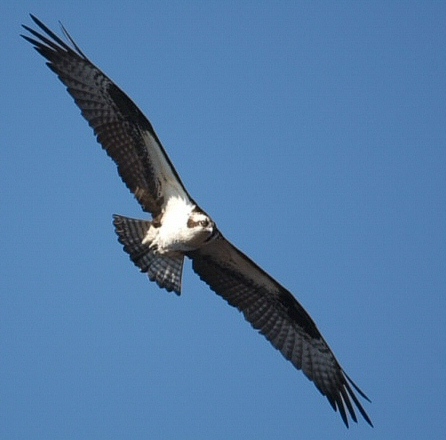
[{"left": 22, "top": 15, "right": 372, "bottom": 427}]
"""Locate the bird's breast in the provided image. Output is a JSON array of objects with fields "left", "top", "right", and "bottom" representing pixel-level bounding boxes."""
[{"left": 143, "top": 196, "right": 211, "bottom": 254}]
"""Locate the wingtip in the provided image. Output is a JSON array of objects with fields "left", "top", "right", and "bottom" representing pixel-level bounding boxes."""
[
  {"left": 28, "top": 13, "right": 44, "bottom": 28},
  {"left": 343, "top": 372, "right": 374, "bottom": 427}
]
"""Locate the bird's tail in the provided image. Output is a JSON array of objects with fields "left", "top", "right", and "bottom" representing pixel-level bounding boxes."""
[{"left": 112, "top": 215, "right": 184, "bottom": 295}]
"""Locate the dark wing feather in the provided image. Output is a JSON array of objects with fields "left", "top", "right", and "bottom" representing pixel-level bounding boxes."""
[
  {"left": 21, "top": 15, "right": 191, "bottom": 217},
  {"left": 188, "top": 232, "right": 372, "bottom": 427}
]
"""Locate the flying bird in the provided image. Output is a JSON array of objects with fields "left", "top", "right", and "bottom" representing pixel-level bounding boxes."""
[{"left": 22, "top": 15, "right": 372, "bottom": 427}]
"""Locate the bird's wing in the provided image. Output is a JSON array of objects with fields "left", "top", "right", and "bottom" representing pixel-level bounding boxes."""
[
  {"left": 22, "top": 15, "right": 191, "bottom": 218},
  {"left": 188, "top": 232, "right": 372, "bottom": 427}
]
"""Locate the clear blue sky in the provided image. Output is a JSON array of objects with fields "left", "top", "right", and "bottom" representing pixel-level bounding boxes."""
[{"left": 2, "top": 1, "right": 445, "bottom": 438}]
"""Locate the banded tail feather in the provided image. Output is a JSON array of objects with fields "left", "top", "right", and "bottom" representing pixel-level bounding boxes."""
[{"left": 113, "top": 215, "right": 184, "bottom": 294}]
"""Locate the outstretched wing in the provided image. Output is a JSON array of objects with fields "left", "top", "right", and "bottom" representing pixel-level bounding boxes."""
[
  {"left": 22, "top": 15, "right": 191, "bottom": 218},
  {"left": 188, "top": 232, "right": 372, "bottom": 427}
]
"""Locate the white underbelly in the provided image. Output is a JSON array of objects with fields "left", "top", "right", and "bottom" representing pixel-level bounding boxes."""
[{"left": 142, "top": 196, "right": 203, "bottom": 253}]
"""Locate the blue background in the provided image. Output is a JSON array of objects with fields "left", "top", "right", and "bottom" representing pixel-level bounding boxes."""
[{"left": 2, "top": 1, "right": 445, "bottom": 438}]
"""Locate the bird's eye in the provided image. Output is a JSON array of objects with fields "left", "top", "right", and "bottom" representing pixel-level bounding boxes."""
[{"left": 200, "top": 219, "right": 209, "bottom": 227}]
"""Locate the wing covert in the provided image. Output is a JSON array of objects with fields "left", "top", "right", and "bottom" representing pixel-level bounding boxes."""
[{"left": 188, "top": 232, "right": 372, "bottom": 427}]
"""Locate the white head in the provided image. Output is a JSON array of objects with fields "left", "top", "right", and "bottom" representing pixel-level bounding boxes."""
[
  {"left": 187, "top": 211, "right": 214, "bottom": 231},
  {"left": 185, "top": 210, "right": 214, "bottom": 245}
]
